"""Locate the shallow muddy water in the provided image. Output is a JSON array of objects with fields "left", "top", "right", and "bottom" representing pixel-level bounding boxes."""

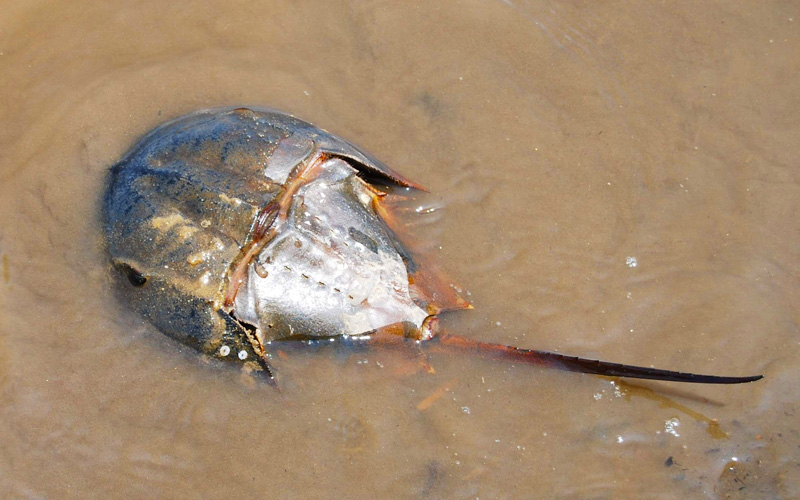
[{"left": 1, "top": 1, "right": 798, "bottom": 498}]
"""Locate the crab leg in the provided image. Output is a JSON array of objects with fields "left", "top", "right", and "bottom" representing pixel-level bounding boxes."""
[
  {"left": 430, "top": 333, "right": 763, "bottom": 384},
  {"left": 223, "top": 151, "right": 331, "bottom": 308}
]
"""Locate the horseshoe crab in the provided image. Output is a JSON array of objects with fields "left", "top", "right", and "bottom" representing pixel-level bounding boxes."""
[{"left": 103, "top": 107, "right": 762, "bottom": 385}]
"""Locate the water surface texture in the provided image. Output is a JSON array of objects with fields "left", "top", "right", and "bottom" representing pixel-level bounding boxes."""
[{"left": 1, "top": 1, "right": 798, "bottom": 498}]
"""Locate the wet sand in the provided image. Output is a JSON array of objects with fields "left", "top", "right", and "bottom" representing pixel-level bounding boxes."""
[{"left": 0, "top": 1, "right": 798, "bottom": 498}]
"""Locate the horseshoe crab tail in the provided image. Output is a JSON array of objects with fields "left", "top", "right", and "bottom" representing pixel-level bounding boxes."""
[{"left": 434, "top": 334, "right": 763, "bottom": 384}]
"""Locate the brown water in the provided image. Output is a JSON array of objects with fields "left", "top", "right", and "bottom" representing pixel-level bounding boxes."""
[{"left": 1, "top": 1, "right": 798, "bottom": 498}]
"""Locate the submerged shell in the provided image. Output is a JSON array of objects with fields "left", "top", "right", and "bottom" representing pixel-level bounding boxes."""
[{"left": 104, "top": 107, "right": 467, "bottom": 374}]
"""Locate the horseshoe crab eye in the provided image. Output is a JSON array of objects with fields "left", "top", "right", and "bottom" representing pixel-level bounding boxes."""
[{"left": 118, "top": 263, "right": 148, "bottom": 287}]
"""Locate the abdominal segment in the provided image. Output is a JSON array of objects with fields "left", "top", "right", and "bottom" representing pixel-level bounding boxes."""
[{"left": 232, "top": 157, "right": 430, "bottom": 342}]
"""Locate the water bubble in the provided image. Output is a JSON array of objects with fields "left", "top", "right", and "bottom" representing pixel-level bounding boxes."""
[{"left": 665, "top": 418, "right": 681, "bottom": 437}]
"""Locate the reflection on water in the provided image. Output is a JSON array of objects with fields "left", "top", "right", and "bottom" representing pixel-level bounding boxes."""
[{"left": 1, "top": 1, "right": 798, "bottom": 498}]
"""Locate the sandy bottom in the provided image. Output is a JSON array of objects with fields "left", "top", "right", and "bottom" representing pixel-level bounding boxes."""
[{"left": 0, "top": 1, "right": 798, "bottom": 498}]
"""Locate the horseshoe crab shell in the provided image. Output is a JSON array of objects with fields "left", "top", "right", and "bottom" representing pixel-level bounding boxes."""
[
  {"left": 104, "top": 107, "right": 762, "bottom": 386},
  {"left": 104, "top": 107, "right": 467, "bottom": 376}
]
